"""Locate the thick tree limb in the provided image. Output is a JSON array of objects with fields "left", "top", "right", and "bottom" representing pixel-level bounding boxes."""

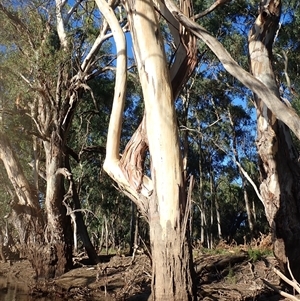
[
  {"left": 96, "top": 0, "right": 150, "bottom": 209},
  {"left": 164, "top": 0, "right": 300, "bottom": 141},
  {"left": 95, "top": 0, "right": 127, "bottom": 162},
  {"left": 55, "top": 0, "right": 68, "bottom": 50}
]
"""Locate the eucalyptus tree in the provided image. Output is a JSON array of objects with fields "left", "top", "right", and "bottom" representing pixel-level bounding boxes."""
[
  {"left": 248, "top": 0, "right": 300, "bottom": 279},
  {"left": 100, "top": 0, "right": 300, "bottom": 295},
  {"left": 0, "top": 0, "right": 117, "bottom": 277}
]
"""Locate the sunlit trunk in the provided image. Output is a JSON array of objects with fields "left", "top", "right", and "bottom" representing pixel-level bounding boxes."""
[
  {"left": 125, "top": 0, "right": 196, "bottom": 298},
  {"left": 249, "top": 0, "right": 300, "bottom": 280}
]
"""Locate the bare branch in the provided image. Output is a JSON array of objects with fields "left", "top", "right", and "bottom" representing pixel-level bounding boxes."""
[
  {"left": 261, "top": 278, "right": 300, "bottom": 301},
  {"left": 273, "top": 266, "right": 300, "bottom": 295},
  {"left": 164, "top": 0, "right": 300, "bottom": 141},
  {"left": 81, "top": 22, "right": 110, "bottom": 73},
  {"left": 235, "top": 161, "right": 265, "bottom": 205},
  {"left": 287, "top": 259, "right": 300, "bottom": 292},
  {"left": 194, "top": 0, "right": 231, "bottom": 20}
]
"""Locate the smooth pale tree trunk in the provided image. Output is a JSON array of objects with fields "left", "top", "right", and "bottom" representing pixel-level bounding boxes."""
[
  {"left": 97, "top": 0, "right": 197, "bottom": 298},
  {"left": 208, "top": 157, "right": 215, "bottom": 247},
  {"left": 0, "top": 131, "right": 43, "bottom": 244},
  {"left": 215, "top": 196, "right": 222, "bottom": 240},
  {"left": 198, "top": 137, "right": 207, "bottom": 246},
  {"left": 126, "top": 1, "right": 196, "bottom": 299},
  {"left": 242, "top": 184, "right": 254, "bottom": 234},
  {"left": 249, "top": 0, "right": 300, "bottom": 280}
]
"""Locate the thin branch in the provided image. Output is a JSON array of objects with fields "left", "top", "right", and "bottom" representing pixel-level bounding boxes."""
[
  {"left": 66, "top": 0, "right": 84, "bottom": 24},
  {"left": 235, "top": 161, "right": 264, "bottom": 205},
  {"left": 81, "top": 22, "right": 109, "bottom": 73},
  {"left": 179, "top": 118, "right": 222, "bottom": 133},
  {"left": 194, "top": 0, "right": 231, "bottom": 20}
]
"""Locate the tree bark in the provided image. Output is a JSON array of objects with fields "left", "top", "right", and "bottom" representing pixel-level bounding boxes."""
[
  {"left": 248, "top": 0, "right": 300, "bottom": 280},
  {"left": 125, "top": 1, "right": 196, "bottom": 299},
  {"left": 43, "top": 134, "right": 73, "bottom": 277},
  {"left": 130, "top": 202, "right": 137, "bottom": 255},
  {"left": 98, "top": 0, "right": 197, "bottom": 298},
  {"left": 0, "top": 131, "right": 43, "bottom": 244}
]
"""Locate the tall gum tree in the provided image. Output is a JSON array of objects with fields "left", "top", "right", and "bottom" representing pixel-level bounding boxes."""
[
  {"left": 97, "top": 0, "right": 197, "bottom": 299},
  {"left": 248, "top": 0, "right": 300, "bottom": 279},
  {"left": 0, "top": 0, "right": 112, "bottom": 277},
  {"left": 161, "top": 0, "right": 300, "bottom": 280}
]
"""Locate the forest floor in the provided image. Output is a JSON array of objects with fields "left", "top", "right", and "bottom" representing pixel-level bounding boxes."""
[{"left": 0, "top": 240, "right": 297, "bottom": 301}]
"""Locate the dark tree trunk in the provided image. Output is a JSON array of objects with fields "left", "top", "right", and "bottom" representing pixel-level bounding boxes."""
[
  {"left": 38, "top": 134, "right": 73, "bottom": 278},
  {"left": 65, "top": 155, "right": 99, "bottom": 264}
]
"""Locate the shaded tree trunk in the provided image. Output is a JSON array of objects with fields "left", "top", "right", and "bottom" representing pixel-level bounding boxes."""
[
  {"left": 228, "top": 109, "right": 255, "bottom": 235},
  {"left": 0, "top": 131, "right": 43, "bottom": 245},
  {"left": 66, "top": 156, "right": 98, "bottom": 264},
  {"left": 42, "top": 135, "right": 73, "bottom": 277},
  {"left": 130, "top": 202, "right": 138, "bottom": 255},
  {"left": 248, "top": 0, "right": 300, "bottom": 280}
]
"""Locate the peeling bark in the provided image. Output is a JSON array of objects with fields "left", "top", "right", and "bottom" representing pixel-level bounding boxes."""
[
  {"left": 99, "top": 0, "right": 197, "bottom": 297},
  {"left": 125, "top": 0, "right": 196, "bottom": 298},
  {"left": 164, "top": 0, "right": 300, "bottom": 141},
  {"left": 248, "top": 0, "right": 300, "bottom": 280},
  {"left": 42, "top": 130, "right": 73, "bottom": 277}
]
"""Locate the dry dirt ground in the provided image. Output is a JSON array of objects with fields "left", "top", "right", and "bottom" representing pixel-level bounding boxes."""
[{"left": 0, "top": 249, "right": 298, "bottom": 301}]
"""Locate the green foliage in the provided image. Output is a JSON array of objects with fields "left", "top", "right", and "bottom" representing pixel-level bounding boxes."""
[
  {"left": 247, "top": 248, "right": 273, "bottom": 262},
  {"left": 225, "top": 265, "right": 237, "bottom": 284}
]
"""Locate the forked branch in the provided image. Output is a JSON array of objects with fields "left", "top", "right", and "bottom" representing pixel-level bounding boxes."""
[
  {"left": 262, "top": 260, "right": 300, "bottom": 301},
  {"left": 96, "top": 0, "right": 151, "bottom": 211}
]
